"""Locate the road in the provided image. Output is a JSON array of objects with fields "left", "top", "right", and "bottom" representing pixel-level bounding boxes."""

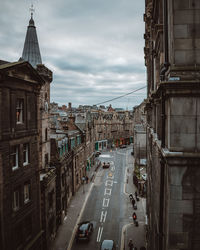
[{"left": 71, "top": 146, "right": 138, "bottom": 249}]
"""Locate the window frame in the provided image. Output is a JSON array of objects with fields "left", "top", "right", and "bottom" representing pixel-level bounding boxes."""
[
  {"left": 23, "top": 143, "right": 29, "bottom": 166},
  {"left": 13, "top": 189, "right": 20, "bottom": 211},
  {"left": 11, "top": 145, "right": 19, "bottom": 170},
  {"left": 16, "top": 98, "right": 24, "bottom": 124},
  {"left": 24, "top": 182, "right": 31, "bottom": 204}
]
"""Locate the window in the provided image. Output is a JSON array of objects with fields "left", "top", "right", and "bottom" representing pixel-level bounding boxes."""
[
  {"left": 11, "top": 145, "right": 19, "bottom": 170},
  {"left": 24, "top": 183, "right": 31, "bottom": 203},
  {"left": 16, "top": 99, "right": 24, "bottom": 124},
  {"left": 23, "top": 143, "right": 29, "bottom": 166},
  {"left": 13, "top": 189, "right": 20, "bottom": 211},
  {"left": 45, "top": 128, "right": 48, "bottom": 141},
  {"left": 45, "top": 153, "right": 48, "bottom": 166}
]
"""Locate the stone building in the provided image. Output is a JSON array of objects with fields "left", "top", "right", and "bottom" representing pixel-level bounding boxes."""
[
  {"left": 0, "top": 61, "right": 44, "bottom": 250},
  {"left": 133, "top": 101, "right": 147, "bottom": 165},
  {"left": 93, "top": 109, "right": 134, "bottom": 150},
  {"left": 21, "top": 12, "right": 56, "bottom": 249},
  {"left": 75, "top": 112, "right": 95, "bottom": 179},
  {"left": 144, "top": 1, "right": 200, "bottom": 249},
  {"left": 50, "top": 133, "right": 73, "bottom": 228}
]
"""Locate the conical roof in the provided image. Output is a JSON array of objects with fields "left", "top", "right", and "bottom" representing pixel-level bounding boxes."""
[{"left": 21, "top": 14, "right": 42, "bottom": 68}]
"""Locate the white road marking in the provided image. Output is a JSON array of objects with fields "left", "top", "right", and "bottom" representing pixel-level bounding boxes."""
[
  {"left": 105, "top": 180, "right": 113, "bottom": 187},
  {"left": 102, "top": 198, "right": 110, "bottom": 207},
  {"left": 104, "top": 188, "right": 112, "bottom": 195},
  {"left": 100, "top": 210, "right": 107, "bottom": 223},
  {"left": 97, "top": 227, "right": 103, "bottom": 242},
  {"left": 111, "top": 165, "right": 115, "bottom": 171}
]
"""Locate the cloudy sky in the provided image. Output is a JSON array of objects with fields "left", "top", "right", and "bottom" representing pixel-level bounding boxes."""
[{"left": 0, "top": 0, "right": 146, "bottom": 109}]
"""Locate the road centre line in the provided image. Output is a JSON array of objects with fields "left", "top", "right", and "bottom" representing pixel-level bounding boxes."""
[
  {"left": 105, "top": 180, "right": 113, "bottom": 187},
  {"left": 104, "top": 188, "right": 112, "bottom": 195},
  {"left": 111, "top": 166, "right": 115, "bottom": 171},
  {"left": 102, "top": 198, "right": 110, "bottom": 207},
  {"left": 97, "top": 226, "right": 103, "bottom": 242},
  {"left": 100, "top": 210, "right": 107, "bottom": 223}
]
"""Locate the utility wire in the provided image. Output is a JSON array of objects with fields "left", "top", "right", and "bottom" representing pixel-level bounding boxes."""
[{"left": 94, "top": 85, "right": 146, "bottom": 106}]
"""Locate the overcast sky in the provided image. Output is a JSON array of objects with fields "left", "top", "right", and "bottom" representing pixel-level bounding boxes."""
[{"left": 0, "top": 0, "right": 146, "bottom": 109}]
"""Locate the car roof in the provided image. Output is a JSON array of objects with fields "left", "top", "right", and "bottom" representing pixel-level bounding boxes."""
[
  {"left": 101, "top": 240, "right": 114, "bottom": 249},
  {"left": 78, "top": 221, "right": 90, "bottom": 228}
]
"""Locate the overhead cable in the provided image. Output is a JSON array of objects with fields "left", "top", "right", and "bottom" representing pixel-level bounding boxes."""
[{"left": 94, "top": 85, "right": 146, "bottom": 106}]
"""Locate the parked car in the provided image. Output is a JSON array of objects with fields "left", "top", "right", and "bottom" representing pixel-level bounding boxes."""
[
  {"left": 100, "top": 240, "right": 116, "bottom": 250},
  {"left": 102, "top": 162, "right": 110, "bottom": 168},
  {"left": 120, "top": 144, "right": 126, "bottom": 149},
  {"left": 75, "top": 221, "right": 93, "bottom": 242}
]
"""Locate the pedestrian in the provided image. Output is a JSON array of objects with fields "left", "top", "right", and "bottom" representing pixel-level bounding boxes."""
[
  {"left": 128, "top": 239, "right": 134, "bottom": 250},
  {"left": 132, "top": 198, "right": 135, "bottom": 207},
  {"left": 129, "top": 193, "right": 133, "bottom": 201},
  {"left": 86, "top": 176, "right": 89, "bottom": 183},
  {"left": 135, "top": 190, "right": 138, "bottom": 198},
  {"left": 132, "top": 212, "right": 137, "bottom": 222}
]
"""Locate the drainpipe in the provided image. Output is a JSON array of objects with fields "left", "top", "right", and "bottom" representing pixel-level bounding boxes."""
[
  {"left": 161, "top": 91, "right": 165, "bottom": 148},
  {"left": 159, "top": 157, "right": 165, "bottom": 250},
  {"left": 160, "top": 0, "right": 170, "bottom": 81}
]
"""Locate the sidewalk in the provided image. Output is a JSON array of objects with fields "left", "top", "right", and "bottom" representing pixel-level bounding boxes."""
[
  {"left": 124, "top": 154, "right": 147, "bottom": 250},
  {"left": 51, "top": 180, "right": 94, "bottom": 250}
]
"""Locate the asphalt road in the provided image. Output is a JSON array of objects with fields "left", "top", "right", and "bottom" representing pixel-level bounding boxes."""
[{"left": 71, "top": 147, "right": 130, "bottom": 250}]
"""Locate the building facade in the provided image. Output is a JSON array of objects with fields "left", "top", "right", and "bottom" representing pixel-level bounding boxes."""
[
  {"left": 144, "top": 1, "right": 200, "bottom": 249},
  {"left": 0, "top": 61, "right": 44, "bottom": 250},
  {"left": 21, "top": 12, "right": 57, "bottom": 249}
]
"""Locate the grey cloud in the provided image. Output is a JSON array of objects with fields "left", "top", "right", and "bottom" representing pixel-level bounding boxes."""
[{"left": 0, "top": 0, "right": 146, "bottom": 109}]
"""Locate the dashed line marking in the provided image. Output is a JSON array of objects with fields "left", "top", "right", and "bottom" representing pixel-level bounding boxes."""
[
  {"left": 105, "top": 180, "right": 113, "bottom": 187},
  {"left": 104, "top": 188, "right": 112, "bottom": 195},
  {"left": 100, "top": 210, "right": 107, "bottom": 223},
  {"left": 102, "top": 198, "right": 110, "bottom": 207},
  {"left": 97, "top": 227, "right": 103, "bottom": 242}
]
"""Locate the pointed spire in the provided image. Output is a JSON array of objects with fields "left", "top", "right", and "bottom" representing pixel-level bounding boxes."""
[{"left": 21, "top": 5, "right": 42, "bottom": 68}]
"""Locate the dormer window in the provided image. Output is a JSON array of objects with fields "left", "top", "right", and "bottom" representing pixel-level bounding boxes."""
[{"left": 16, "top": 99, "right": 24, "bottom": 124}]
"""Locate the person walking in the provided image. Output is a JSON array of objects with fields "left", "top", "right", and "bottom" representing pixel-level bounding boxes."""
[
  {"left": 132, "top": 212, "right": 137, "bottom": 223},
  {"left": 132, "top": 198, "right": 135, "bottom": 208},
  {"left": 128, "top": 239, "right": 134, "bottom": 250}
]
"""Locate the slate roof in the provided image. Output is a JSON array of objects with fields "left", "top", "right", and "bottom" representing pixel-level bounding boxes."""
[{"left": 21, "top": 15, "right": 42, "bottom": 68}]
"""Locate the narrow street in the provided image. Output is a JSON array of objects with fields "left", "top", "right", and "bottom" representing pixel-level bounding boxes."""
[{"left": 68, "top": 146, "right": 146, "bottom": 250}]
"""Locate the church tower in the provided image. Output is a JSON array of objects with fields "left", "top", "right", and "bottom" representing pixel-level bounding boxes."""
[
  {"left": 21, "top": 10, "right": 42, "bottom": 68},
  {"left": 21, "top": 8, "right": 56, "bottom": 249},
  {"left": 21, "top": 6, "right": 53, "bottom": 172}
]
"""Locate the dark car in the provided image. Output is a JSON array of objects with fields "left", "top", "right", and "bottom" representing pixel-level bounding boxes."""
[
  {"left": 95, "top": 151, "right": 101, "bottom": 157},
  {"left": 75, "top": 221, "right": 93, "bottom": 242},
  {"left": 102, "top": 162, "right": 110, "bottom": 168},
  {"left": 100, "top": 240, "right": 116, "bottom": 250}
]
